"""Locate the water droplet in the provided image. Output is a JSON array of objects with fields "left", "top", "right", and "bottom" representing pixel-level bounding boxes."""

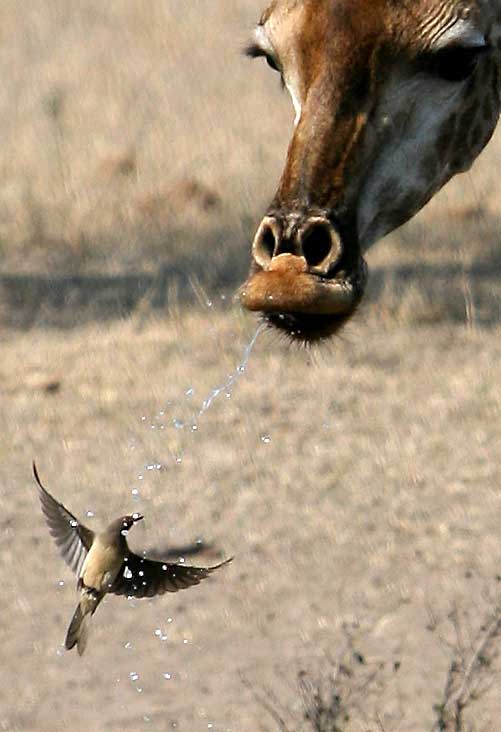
[{"left": 197, "top": 323, "right": 265, "bottom": 418}]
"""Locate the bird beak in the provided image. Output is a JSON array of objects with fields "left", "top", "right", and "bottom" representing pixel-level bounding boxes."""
[{"left": 132, "top": 513, "right": 144, "bottom": 523}]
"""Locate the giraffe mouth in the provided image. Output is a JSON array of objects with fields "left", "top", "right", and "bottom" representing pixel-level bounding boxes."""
[{"left": 240, "top": 256, "right": 367, "bottom": 343}]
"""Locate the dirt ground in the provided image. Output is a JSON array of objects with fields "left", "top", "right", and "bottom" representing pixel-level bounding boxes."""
[
  {"left": 2, "top": 2, "right": 501, "bottom": 731},
  {"left": 2, "top": 311, "right": 501, "bottom": 731}
]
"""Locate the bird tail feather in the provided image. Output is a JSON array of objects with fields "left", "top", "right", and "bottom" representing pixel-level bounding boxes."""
[
  {"left": 65, "top": 590, "right": 100, "bottom": 655},
  {"left": 76, "top": 613, "right": 92, "bottom": 656}
]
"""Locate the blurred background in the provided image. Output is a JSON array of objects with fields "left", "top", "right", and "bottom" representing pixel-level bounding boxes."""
[{"left": 2, "top": 2, "right": 501, "bottom": 731}]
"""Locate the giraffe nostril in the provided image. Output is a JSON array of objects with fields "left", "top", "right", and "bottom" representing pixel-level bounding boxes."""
[
  {"left": 260, "top": 226, "right": 276, "bottom": 259},
  {"left": 300, "top": 219, "right": 342, "bottom": 273},
  {"left": 252, "top": 218, "right": 280, "bottom": 269}
]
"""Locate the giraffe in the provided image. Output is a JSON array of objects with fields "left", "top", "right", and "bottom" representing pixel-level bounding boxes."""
[{"left": 239, "top": 0, "right": 501, "bottom": 342}]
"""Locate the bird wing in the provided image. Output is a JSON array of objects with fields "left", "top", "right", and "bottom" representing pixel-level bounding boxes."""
[
  {"left": 33, "top": 462, "right": 94, "bottom": 576},
  {"left": 110, "top": 552, "right": 232, "bottom": 599}
]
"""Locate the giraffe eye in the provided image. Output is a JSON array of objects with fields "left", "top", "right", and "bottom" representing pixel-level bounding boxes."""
[
  {"left": 431, "top": 44, "right": 489, "bottom": 82},
  {"left": 245, "top": 42, "right": 282, "bottom": 74},
  {"left": 264, "top": 53, "right": 281, "bottom": 73}
]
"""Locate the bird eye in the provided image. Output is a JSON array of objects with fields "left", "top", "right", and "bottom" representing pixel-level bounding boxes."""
[{"left": 430, "top": 44, "right": 489, "bottom": 82}]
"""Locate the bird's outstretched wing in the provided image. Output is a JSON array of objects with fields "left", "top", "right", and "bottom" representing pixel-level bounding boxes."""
[
  {"left": 33, "top": 462, "right": 94, "bottom": 576},
  {"left": 110, "top": 552, "right": 232, "bottom": 599}
]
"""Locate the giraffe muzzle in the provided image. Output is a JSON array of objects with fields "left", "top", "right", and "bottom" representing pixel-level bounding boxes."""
[{"left": 240, "top": 214, "right": 366, "bottom": 340}]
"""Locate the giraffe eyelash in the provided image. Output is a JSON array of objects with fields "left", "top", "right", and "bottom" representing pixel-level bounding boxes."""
[
  {"left": 244, "top": 42, "right": 265, "bottom": 59},
  {"left": 244, "top": 42, "right": 282, "bottom": 75}
]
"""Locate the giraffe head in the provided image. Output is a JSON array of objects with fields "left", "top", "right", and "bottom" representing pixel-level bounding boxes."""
[{"left": 240, "top": 0, "right": 500, "bottom": 342}]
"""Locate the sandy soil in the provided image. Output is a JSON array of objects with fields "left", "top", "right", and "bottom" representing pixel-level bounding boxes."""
[{"left": 2, "top": 311, "right": 501, "bottom": 731}]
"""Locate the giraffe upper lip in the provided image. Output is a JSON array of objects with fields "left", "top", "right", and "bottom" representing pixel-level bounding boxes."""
[{"left": 240, "top": 254, "right": 366, "bottom": 316}]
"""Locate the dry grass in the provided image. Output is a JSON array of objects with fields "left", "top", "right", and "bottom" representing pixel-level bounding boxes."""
[
  {"left": 3, "top": 314, "right": 501, "bottom": 730},
  {"left": 254, "top": 602, "right": 501, "bottom": 732},
  {"left": 0, "top": 0, "right": 288, "bottom": 281}
]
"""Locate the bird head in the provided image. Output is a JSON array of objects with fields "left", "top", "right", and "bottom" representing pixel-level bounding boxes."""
[{"left": 120, "top": 513, "right": 144, "bottom": 534}]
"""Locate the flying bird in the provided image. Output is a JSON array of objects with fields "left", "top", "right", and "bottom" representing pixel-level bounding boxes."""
[{"left": 33, "top": 462, "right": 231, "bottom": 655}]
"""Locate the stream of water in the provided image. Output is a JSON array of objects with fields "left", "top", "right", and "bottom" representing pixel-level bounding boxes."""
[
  {"left": 197, "top": 322, "right": 266, "bottom": 419},
  {"left": 128, "top": 321, "right": 266, "bottom": 502}
]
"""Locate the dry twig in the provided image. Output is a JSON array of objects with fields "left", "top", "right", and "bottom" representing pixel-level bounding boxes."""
[{"left": 432, "top": 606, "right": 501, "bottom": 731}]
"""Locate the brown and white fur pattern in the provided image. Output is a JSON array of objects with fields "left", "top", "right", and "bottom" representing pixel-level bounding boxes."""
[{"left": 241, "top": 0, "right": 501, "bottom": 342}]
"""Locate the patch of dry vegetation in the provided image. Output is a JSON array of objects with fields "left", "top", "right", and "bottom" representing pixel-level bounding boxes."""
[{"left": 251, "top": 602, "right": 501, "bottom": 732}]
